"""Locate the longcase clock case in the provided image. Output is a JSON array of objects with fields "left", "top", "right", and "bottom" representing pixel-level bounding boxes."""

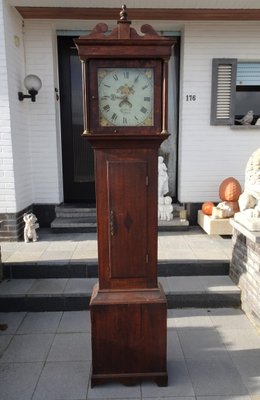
[{"left": 75, "top": 7, "right": 175, "bottom": 387}]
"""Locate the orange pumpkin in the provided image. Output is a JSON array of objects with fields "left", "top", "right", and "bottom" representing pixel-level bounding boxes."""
[
  {"left": 202, "top": 201, "right": 214, "bottom": 215},
  {"left": 219, "top": 177, "right": 242, "bottom": 202}
]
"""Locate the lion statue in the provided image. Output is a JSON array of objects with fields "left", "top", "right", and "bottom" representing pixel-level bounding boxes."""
[
  {"left": 238, "top": 148, "right": 260, "bottom": 218},
  {"left": 235, "top": 148, "right": 260, "bottom": 230},
  {"left": 23, "top": 213, "right": 39, "bottom": 243}
]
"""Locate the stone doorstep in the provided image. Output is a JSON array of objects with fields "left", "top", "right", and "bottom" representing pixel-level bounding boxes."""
[
  {"left": 0, "top": 276, "right": 241, "bottom": 312},
  {"left": 51, "top": 217, "right": 189, "bottom": 232}
]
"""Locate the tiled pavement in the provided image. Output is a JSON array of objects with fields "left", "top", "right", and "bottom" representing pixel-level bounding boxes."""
[
  {"left": 0, "top": 228, "right": 260, "bottom": 398},
  {"left": 1, "top": 227, "right": 232, "bottom": 264},
  {"left": 0, "top": 228, "right": 239, "bottom": 311},
  {"left": 0, "top": 308, "right": 260, "bottom": 399}
]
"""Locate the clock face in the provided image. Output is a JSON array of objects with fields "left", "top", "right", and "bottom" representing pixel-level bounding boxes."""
[{"left": 98, "top": 68, "right": 154, "bottom": 127}]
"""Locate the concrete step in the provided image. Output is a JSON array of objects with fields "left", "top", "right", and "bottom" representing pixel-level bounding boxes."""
[
  {"left": 51, "top": 204, "right": 189, "bottom": 233},
  {"left": 3, "top": 260, "right": 230, "bottom": 279},
  {"left": 51, "top": 218, "right": 189, "bottom": 233},
  {"left": 0, "top": 276, "right": 240, "bottom": 312},
  {"left": 51, "top": 217, "right": 97, "bottom": 233},
  {"left": 55, "top": 205, "right": 96, "bottom": 219}
]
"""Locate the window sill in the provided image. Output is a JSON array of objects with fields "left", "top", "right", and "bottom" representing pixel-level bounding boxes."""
[{"left": 230, "top": 125, "right": 260, "bottom": 129}]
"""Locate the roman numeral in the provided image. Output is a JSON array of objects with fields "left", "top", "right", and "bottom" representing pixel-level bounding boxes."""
[
  {"left": 144, "top": 97, "right": 151, "bottom": 102},
  {"left": 142, "top": 84, "right": 149, "bottom": 90},
  {"left": 140, "top": 106, "right": 148, "bottom": 114},
  {"left": 123, "top": 117, "right": 127, "bottom": 124},
  {"left": 111, "top": 113, "right": 118, "bottom": 121},
  {"left": 124, "top": 71, "right": 129, "bottom": 79},
  {"left": 113, "top": 74, "right": 118, "bottom": 81},
  {"left": 103, "top": 104, "right": 110, "bottom": 112}
]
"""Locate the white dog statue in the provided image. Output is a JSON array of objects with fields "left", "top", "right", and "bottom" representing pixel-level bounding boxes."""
[{"left": 23, "top": 213, "right": 39, "bottom": 243}]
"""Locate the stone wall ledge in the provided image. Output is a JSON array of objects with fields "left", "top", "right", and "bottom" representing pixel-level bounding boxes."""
[{"left": 230, "top": 219, "right": 260, "bottom": 244}]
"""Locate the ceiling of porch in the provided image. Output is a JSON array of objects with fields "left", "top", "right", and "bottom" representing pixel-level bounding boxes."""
[
  {"left": 8, "top": 0, "right": 260, "bottom": 21},
  {"left": 8, "top": 0, "right": 260, "bottom": 8}
]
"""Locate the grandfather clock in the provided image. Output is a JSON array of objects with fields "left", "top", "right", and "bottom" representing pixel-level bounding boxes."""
[{"left": 75, "top": 6, "right": 175, "bottom": 387}]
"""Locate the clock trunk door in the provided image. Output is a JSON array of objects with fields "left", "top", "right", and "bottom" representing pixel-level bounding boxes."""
[{"left": 108, "top": 160, "right": 148, "bottom": 281}]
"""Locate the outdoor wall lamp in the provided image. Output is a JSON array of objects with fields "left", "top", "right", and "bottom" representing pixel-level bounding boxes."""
[{"left": 18, "top": 74, "right": 42, "bottom": 102}]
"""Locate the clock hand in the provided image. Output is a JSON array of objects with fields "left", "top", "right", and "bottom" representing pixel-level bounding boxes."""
[{"left": 119, "top": 97, "right": 132, "bottom": 108}]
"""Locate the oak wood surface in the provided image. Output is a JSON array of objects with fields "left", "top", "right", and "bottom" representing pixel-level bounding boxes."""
[{"left": 75, "top": 10, "right": 171, "bottom": 386}]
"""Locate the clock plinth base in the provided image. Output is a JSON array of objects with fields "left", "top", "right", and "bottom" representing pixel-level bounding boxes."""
[
  {"left": 91, "top": 371, "right": 168, "bottom": 388},
  {"left": 90, "top": 283, "right": 168, "bottom": 388}
]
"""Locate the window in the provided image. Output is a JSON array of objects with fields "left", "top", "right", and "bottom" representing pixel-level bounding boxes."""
[{"left": 211, "top": 59, "right": 260, "bottom": 126}]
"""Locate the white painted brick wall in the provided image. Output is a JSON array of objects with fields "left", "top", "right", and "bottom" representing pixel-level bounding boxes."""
[
  {"left": 4, "top": 3, "right": 32, "bottom": 212},
  {"left": 24, "top": 20, "right": 63, "bottom": 204},
  {"left": 179, "top": 22, "right": 260, "bottom": 203},
  {"left": 0, "top": 0, "right": 16, "bottom": 213}
]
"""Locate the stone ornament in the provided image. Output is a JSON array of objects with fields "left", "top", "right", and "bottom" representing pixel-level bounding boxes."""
[
  {"left": 158, "top": 196, "right": 173, "bottom": 221},
  {"left": 158, "top": 156, "right": 173, "bottom": 221},
  {"left": 235, "top": 148, "right": 260, "bottom": 230},
  {"left": 158, "top": 156, "right": 169, "bottom": 198},
  {"left": 23, "top": 213, "right": 39, "bottom": 242},
  {"left": 235, "top": 110, "right": 254, "bottom": 125},
  {"left": 212, "top": 201, "right": 234, "bottom": 219}
]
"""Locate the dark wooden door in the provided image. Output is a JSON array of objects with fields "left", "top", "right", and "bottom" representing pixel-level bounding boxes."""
[{"left": 58, "top": 36, "right": 95, "bottom": 203}]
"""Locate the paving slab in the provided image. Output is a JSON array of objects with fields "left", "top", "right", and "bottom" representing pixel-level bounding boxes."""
[
  {"left": 47, "top": 332, "right": 91, "bottom": 362},
  {"left": 29, "top": 278, "right": 68, "bottom": 295},
  {"left": 32, "top": 361, "right": 90, "bottom": 400},
  {"left": 17, "top": 311, "right": 62, "bottom": 334},
  {"left": 57, "top": 310, "right": 91, "bottom": 333},
  {"left": 0, "top": 312, "right": 26, "bottom": 334},
  {"left": 185, "top": 356, "right": 249, "bottom": 396},
  {"left": 0, "top": 335, "right": 12, "bottom": 358},
  {"left": 0, "top": 279, "right": 34, "bottom": 296},
  {"left": 0, "top": 333, "right": 54, "bottom": 363},
  {"left": 0, "top": 362, "right": 43, "bottom": 400},
  {"left": 230, "top": 353, "right": 260, "bottom": 396},
  {"left": 141, "top": 360, "right": 195, "bottom": 398}
]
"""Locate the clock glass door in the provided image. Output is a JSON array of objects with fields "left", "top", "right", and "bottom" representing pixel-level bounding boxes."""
[
  {"left": 98, "top": 67, "right": 154, "bottom": 127},
  {"left": 58, "top": 36, "right": 95, "bottom": 203}
]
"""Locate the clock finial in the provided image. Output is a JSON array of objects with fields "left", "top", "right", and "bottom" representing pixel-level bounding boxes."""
[{"left": 120, "top": 4, "right": 128, "bottom": 21}]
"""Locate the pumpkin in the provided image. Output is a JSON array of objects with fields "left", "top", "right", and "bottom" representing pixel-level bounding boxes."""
[
  {"left": 202, "top": 201, "right": 214, "bottom": 215},
  {"left": 219, "top": 177, "right": 242, "bottom": 202}
]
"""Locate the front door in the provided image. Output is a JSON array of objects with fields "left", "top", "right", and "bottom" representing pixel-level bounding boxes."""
[{"left": 58, "top": 36, "right": 95, "bottom": 203}]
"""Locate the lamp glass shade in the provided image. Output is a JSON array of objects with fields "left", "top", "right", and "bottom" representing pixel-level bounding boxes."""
[{"left": 24, "top": 74, "right": 42, "bottom": 92}]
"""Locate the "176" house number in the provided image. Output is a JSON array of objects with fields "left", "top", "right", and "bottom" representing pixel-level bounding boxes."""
[{"left": 186, "top": 95, "right": 196, "bottom": 101}]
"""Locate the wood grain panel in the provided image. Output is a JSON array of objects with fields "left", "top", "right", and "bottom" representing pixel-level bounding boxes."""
[{"left": 16, "top": 7, "right": 260, "bottom": 21}]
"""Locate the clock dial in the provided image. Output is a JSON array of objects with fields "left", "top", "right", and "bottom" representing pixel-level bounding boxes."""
[{"left": 98, "top": 68, "right": 154, "bottom": 127}]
